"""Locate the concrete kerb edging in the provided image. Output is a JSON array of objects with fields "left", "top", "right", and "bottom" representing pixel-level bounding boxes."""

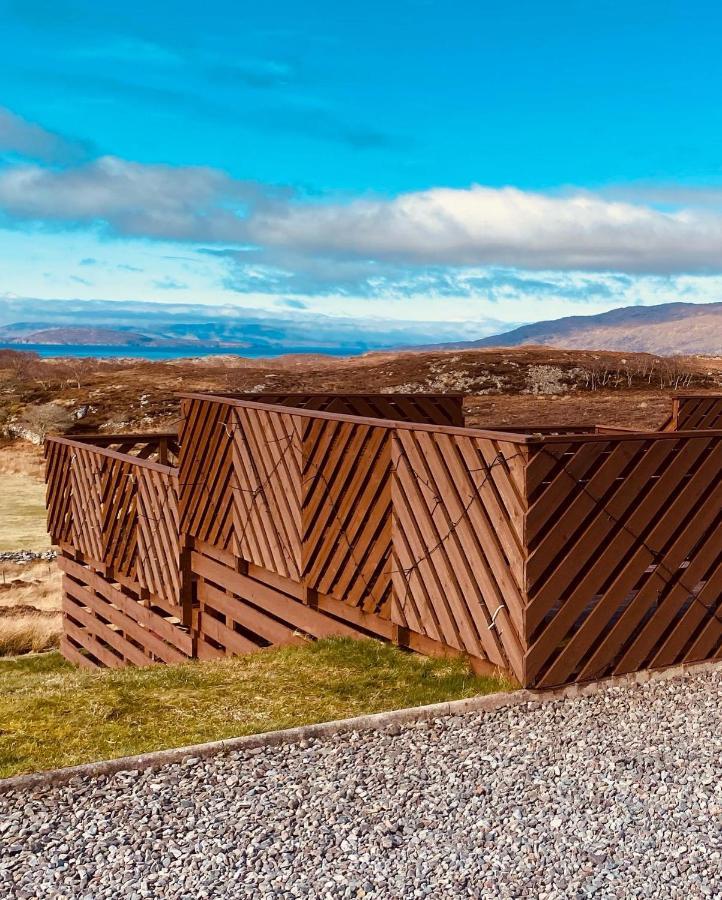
[{"left": 1, "top": 657, "right": 719, "bottom": 795}]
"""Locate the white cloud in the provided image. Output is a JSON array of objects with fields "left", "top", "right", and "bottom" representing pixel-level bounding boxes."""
[
  {"left": 0, "top": 108, "right": 90, "bottom": 164},
  {"left": 0, "top": 156, "right": 263, "bottom": 240},
  {"left": 3, "top": 146, "right": 722, "bottom": 278},
  {"left": 247, "top": 185, "right": 722, "bottom": 274}
]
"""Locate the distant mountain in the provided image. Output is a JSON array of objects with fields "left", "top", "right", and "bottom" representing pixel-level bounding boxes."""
[
  {"left": 0, "top": 298, "right": 485, "bottom": 357},
  {"left": 431, "top": 301, "right": 722, "bottom": 356},
  {"left": 5, "top": 326, "right": 172, "bottom": 346},
  {"left": 0, "top": 323, "right": 246, "bottom": 348}
]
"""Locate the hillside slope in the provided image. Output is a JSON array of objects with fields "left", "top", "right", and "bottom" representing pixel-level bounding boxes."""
[{"left": 434, "top": 302, "right": 722, "bottom": 355}]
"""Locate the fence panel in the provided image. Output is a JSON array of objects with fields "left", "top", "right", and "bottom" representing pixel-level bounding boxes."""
[
  {"left": 136, "top": 466, "right": 183, "bottom": 612},
  {"left": 302, "top": 416, "right": 392, "bottom": 617},
  {"left": 230, "top": 405, "right": 303, "bottom": 580},
  {"left": 68, "top": 446, "right": 105, "bottom": 564},
  {"left": 671, "top": 395, "right": 722, "bottom": 430},
  {"left": 178, "top": 397, "right": 236, "bottom": 554},
  {"left": 45, "top": 439, "right": 73, "bottom": 546},
  {"left": 49, "top": 395, "right": 722, "bottom": 685},
  {"left": 60, "top": 555, "right": 192, "bottom": 669},
  {"left": 101, "top": 454, "right": 137, "bottom": 580},
  {"left": 391, "top": 429, "right": 527, "bottom": 680},
  {"left": 524, "top": 432, "right": 722, "bottom": 687}
]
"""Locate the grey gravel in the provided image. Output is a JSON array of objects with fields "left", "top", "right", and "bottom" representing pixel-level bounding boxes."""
[{"left": 1, "top": 668, "right": 720, "bottom": 899}]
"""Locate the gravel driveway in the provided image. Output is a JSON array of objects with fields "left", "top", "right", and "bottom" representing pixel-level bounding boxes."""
[{"left": 1, "top": 668, "right": 720, "bottom": 899}]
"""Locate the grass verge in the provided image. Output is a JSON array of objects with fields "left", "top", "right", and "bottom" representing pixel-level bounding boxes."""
[{"left": 0, "top": 638, "right": 513, "bottom": 779}]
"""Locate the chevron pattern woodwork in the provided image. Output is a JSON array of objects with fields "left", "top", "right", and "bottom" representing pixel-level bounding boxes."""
[
  {"left": 46, "top": 394, "right": 722, "bottom": 685},
  {"left": 391, "top": 428, "right": 527, "bottom": 679}
]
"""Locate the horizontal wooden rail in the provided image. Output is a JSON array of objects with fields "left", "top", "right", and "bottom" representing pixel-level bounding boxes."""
[
  {"left": 178, "top": 392, "right": 541, "bottom": 443},
  {"left": 65, "top": 432, "right": 178, "bottom": 442},
  {"left": 231, "top": 392, "right": 465, "bottom": 427},
  {"left": 46, "top": 435, "right": 177, "bottom": 474}
]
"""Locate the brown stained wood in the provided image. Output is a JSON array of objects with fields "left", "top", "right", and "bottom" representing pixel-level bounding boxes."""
[
  {"left": 230, "top": 406, "right": 303, "bottom": 579},
  {"left": 314, "top": 589, "right": 395, "bottom": 640},
  {"left": 525, "top": 439, "right": 678, "bottom": 610},
  {"left": 60, "top": 635, "right": 99, "bottom": 669},
  {"left": 525, "top": 434, "right": 722, "bottom": 687},
  {"left": 63, "top": 586, "right": 150, "bottom": 667},
  {"left": 198, "top": 608, "right": 260, "bottom": 655},
  {"left": 178, "top": 398, "right": 236, "bottom": 553},
  {"left": 302, "top": 418, "right": 392, "bottom": 616},
  {"left": 236, "top": 393, "right": 465, "bottom": 427},
  {"left": 64, "top": 577, "right": 187, "bottom": 666},
  {"left": 62, "top": 620, "right": 126, "bottom": 669},
  {"left": 673, "top": 395, "right": 722, "bottom": 430},
  {"left": 391, "top": 428, "right": 511, "bottom": 670},
  {"left": 613, "top": 520, "right": 722, "bottom": 674},
  {"left": 391, "top": 476, "right": 451, "bottom": 644},
  {"left": 48, "top": 394, "right": 722, "bottom": 688},
  {"left": 198, "top": 579, "right": 306, "bottom": 647},
  {"left": 192, "top": 551, "right": 361, "bottom": 640},
  {"left": 650, "top": 556, "right": 722, "bottom": 667},
  {"left": 58, "top": 555, "right": 192, "bottom": 654},
  {"left": 136, "top": 466, "right": 182, "bottom": 609},
  {"left": 573, "top": 459, "right": 722, "bottom": 682},
  {"left": 58, "top": 554, "right": 192, "bottom": 668}
]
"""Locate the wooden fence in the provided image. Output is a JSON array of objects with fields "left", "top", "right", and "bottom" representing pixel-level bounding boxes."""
[
  {"left": 668, "top": 393, "right": 722, "bottom": 431},
  {"left": 47, "top": 395, "right": 722, "bottom": 687},
  {"left": 46, "top": 433, "right": 191, "bottom": 669},
  {"left": 217, "top": 392, "right": 465, "bottom": 426}
]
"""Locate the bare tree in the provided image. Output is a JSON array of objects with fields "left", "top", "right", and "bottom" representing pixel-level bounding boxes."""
[
  {"left": 17, "top": 402, "right": 73, "bottom": 442},
  {"left": 0, "top": 350, "right": 42, "bottom": 384},
  {"left": 61, "top": 358, "right": 94, "bottom": 390}
]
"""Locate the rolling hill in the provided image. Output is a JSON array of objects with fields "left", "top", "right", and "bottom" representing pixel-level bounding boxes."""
[{"left": 433, "top": 301, "right": 722, "bottom": 356}]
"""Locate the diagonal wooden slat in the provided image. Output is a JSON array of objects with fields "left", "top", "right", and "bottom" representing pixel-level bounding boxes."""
[
  {"left": 238, "top": 393, "right": 465, "bottom": 426},
  {"left": 302, "top": 417, "right": 392, "bottom": 616},
  {"left": 390, "top": 429, "right": 525, "bottom": 679},
  {"left": 231, "top": 406, "right": 303, "bottom": 580}
]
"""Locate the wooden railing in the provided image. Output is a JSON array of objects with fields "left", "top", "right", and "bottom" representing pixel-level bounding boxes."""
[{"left": 66, "top": 432, "right": 180, "bottom": 465}]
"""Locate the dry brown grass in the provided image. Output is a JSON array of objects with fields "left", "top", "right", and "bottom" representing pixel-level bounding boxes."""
[
  {"left": 2, "top": 345, "right": 719, "bottom": 437},
  {"left": 0, "top": 560, "right": 61, "bottom": 613},
  {"left": 0, "top": 613, "right": 60, "bottom": 656},
  {"left": 0, "top": 559, "right": 61, "bottom": 656},
  {"left": 0, "top": 472, "right": 50, "bottom": 552},
  {"left": 0, "top": 441, "right": 45, "bottom": 479}
]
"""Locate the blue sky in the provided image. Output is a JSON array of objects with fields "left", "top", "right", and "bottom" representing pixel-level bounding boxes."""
[{"left": 2, "top": 0, "right": 722, "bottom": 340}]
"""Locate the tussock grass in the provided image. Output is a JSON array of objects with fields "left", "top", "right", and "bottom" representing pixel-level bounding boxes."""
[
  {"left": 0, "top": 614, "right": 61, "bottom": 656},
  {"left": 0, "top": 638, "right": 513, "bottom": 778}
]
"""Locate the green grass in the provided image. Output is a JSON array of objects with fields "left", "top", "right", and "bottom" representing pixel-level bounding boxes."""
[
  {"left": 0, "top": 638, "right": 513, "bottom": 778},
  {"left": 0, "top": 472, "right": 50, "bottom": 551}
]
